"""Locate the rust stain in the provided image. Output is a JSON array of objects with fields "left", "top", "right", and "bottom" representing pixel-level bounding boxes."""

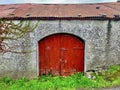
[{"left": 0, "top": 2, "right": 120, "bottom": 19}]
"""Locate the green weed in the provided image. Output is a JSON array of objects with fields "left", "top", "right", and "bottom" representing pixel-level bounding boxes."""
[{"left": 0, "top": 65, "right": 120, "bottom": 90}]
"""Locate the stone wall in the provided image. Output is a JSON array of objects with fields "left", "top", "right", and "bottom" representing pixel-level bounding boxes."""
[{"left": 0, "top": 20, "right": 120, "bottom": 78}]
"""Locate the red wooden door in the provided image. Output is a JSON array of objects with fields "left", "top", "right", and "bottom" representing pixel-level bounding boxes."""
[{"left": 39, "top": 34, "right": 84, "bottom": 76}]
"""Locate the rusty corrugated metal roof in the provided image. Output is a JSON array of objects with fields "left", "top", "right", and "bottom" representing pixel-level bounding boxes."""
[{"left": 0, "top": 2, "right": 120, "bottom": 20}]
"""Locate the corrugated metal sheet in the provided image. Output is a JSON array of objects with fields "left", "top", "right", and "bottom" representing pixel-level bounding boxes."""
[{"left": 0, "top": 2, "right": 120, "bottom": 20}]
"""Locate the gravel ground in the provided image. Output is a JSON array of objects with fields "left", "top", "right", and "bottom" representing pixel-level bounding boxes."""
[
  {"left": 102, "top": 86, "right": 120, "bottom": 90},
  {"left": 78, "top": 86, "right": 120, "bottom": 90}
]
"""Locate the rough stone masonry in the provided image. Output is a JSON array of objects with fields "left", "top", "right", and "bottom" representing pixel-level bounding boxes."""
[{"left": 0, "top": 20, "right": 120, "bottom": 78}]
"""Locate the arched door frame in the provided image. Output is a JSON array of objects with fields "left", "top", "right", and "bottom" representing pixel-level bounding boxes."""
[{"left": 36, "top": 32, "right": 86, "bottom": 76}]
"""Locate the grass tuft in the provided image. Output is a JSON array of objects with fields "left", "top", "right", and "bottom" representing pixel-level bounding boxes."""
[{"left": 0, "top": 65, "right": 120, "bottom": 90}]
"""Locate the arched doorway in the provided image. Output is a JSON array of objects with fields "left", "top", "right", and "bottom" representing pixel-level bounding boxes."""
[{"left": 38, "top": 33, "right": 84, "bottom": 76}]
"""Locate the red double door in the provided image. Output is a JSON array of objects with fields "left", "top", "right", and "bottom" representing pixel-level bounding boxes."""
[{"left": 39, "top": 34, "right": 84, "bottom": 76}]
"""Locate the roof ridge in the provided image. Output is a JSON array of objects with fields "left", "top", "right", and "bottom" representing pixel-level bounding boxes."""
[{"left": 0, "top": 2, "right": 117, "bottom": 6}]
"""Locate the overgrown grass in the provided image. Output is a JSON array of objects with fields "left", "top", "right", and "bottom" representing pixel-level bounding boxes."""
[{"left": 0, "top": 65, "right": 120, "bottom": 90}]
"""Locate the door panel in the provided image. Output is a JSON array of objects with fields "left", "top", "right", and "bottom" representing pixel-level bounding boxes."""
[{"left": 39, "top": 34, "right": 84, "bottom": 76}]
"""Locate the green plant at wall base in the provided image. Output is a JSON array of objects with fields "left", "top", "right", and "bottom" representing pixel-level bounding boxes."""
[
  {"left": 0, "top": 65, "right": 120, "bottom": 90},
  {"left": 98, "top": 65, "right": 120, "bottom": 82},
  {"left": 0, "top": 20, "right": 39, "bottom": 53}
]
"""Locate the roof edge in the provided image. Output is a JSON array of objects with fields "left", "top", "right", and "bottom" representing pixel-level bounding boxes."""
[{"left": 1, "top": 16, "right": 120, "bottom": 20}]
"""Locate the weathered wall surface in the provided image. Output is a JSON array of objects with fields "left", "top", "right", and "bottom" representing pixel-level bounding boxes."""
[
  {"left": 0, "top": 20, "right": 120, "bottom": 78},
  {"left": 107, "top": 21, "right": 120, "bottom": 65}
]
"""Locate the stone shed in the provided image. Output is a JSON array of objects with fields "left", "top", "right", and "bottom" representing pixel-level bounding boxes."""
[{"left": 0, "top": 2, "right": 120, "bottom": 78}]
